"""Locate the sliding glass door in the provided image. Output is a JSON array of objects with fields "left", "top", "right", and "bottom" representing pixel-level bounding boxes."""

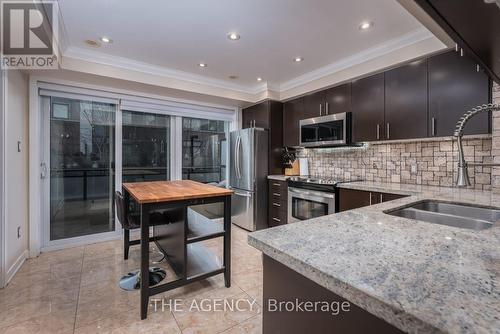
[
  {"left": 46, "top": 97, "right": 116, "bottom": 241},
  {"left": 40, "top": 89, "right": 233, "bottom": 248},
  {"left": 122, "top": 110, "right": 170, "bottom": 183}
]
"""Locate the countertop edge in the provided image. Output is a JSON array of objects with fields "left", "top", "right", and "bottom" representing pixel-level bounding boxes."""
[{"left": 247, "top": 234, "right": 440, "bottom": 334}]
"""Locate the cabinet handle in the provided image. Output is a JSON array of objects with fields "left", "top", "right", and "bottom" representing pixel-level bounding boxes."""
[
  {"left": 319, "top": 103, "right": 323, "bottom": 116},
  {"left": 273, "top": 203, "right": 281, "bottom": 207},
  {"left": 460, "top": 48, "right": 464, "bottom": 57},
  {"left": 272, "top": 183, "right": 281, "bottom": 187},
  {"left": 455, "top": 43, "right": 458, "bottom": 52},
  {"left": 380, "top": 193, "right": 383, "bottom": 203},
  {"left": 369, "top": 192, "right": 372, "bottom": 206},
  {"left": 431, "top": 117, "right": 436, "bottom": 136},
  {"left": 386, "top": 123, "right": 390, "bottom": 139},
  {"left": 272, "top": 193, "right": 281, "bottom": 197},
  {"left": 272, "top": 217, "right": 281, "bottom": 222},
  {"left": 325, "top": 102, "right": 329, "bottom": 115},
  {"left": 376, "top": 124, "right": 380, "bottom": 140},
  {"left": 477, "top": 64, "right": 480, "bottom": 72}
]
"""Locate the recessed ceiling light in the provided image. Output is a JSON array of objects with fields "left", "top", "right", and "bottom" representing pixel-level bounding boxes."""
[
  {"left": 100, "top": 36, "right": 113, "bottom": 43},
  {"left": 359, "top": 21, "right": 373, "bottom": 30},
  {"left": 294, "top": 57, "right": 304, "bottom": 62},
  {"left": 227, "top": 32, "right": 240, "bottom": 41},
  {"left": 198, "top": 63, "right": 207, "bottom": 68},
  {"left": 84, "top": 39, "right": 100, "bottom": 47},
  {"left": 257, "top": 77, "right": 262, "bottom": 82}
]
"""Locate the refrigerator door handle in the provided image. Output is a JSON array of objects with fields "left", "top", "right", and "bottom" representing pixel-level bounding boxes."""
[
  {"left": 236, "top": 135, "right": 242, "bottom": 179},
  {"left": 234, "top": 135, "right": 240, "bottom": 179}
]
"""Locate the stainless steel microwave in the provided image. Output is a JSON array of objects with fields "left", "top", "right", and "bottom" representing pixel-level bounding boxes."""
[{"left": 299, "top": 112, "right": 351, "bottom": 147}]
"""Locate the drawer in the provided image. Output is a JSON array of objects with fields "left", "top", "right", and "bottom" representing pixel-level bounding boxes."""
[
  {"left": 268, "top": 207, "right": 287, "bottom": 226},
  {"left": 269, "top": 200, "right": 286, "bottom": 211},
  {"left": 269, "top": 180, "right": 287, "bottom": 198}
]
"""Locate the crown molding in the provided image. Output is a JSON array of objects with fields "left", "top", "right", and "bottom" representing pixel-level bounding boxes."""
[
  {"left": 63, "top": 46, "right": 266, "bottom": 95},
  {"left": 279, "top": 27, "right": 434, "bottom": 92},
  {"left": 60, "top": 27, "right": 438, "bottom": 102}
]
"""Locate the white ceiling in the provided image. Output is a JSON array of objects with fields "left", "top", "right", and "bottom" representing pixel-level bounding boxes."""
[{"left": 56, "top": 0, "right": 442, "bottom": 100}]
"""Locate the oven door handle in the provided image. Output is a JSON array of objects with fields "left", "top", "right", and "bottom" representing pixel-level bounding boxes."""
[{"left": 288, "top": 187, "right": 335, "bottom": 199}]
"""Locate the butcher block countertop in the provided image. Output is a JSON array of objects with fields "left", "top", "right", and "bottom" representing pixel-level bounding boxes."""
[{"left": 123, "top": 180, "right": 233, "bottom": 204}]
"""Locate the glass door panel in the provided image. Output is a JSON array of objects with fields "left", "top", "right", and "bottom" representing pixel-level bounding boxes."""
[
  {"left": 182, "top": 117, "right": 228, "bottom": 219},
  {"left": 49, "top": 97, "right": 115, "bottom": 240},
  {"left": 122, "top": 110, "right": 170, "bottom": 183},
  {"left": 181, "top": 117, "right": 228, "bottom": 185}
]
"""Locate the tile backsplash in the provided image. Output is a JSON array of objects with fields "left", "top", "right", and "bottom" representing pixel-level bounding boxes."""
[
  {"left": 298, "top": 136, "right": 492, "bottom": 190},
  {"left": 297, "top": 82, "right": 499, "bottom": 191},
  {"left": 491, "top": 82, "right": 500, "bottom": 191}
]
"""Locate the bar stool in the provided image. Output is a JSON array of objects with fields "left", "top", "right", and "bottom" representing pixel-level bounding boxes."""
[{"left": 115, "top": 191, "right": 167, "bottom": 291}]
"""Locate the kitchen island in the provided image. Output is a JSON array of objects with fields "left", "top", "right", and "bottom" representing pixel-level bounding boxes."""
[{"left": 248, "top": 181, "right": 500, "bottom": 333}]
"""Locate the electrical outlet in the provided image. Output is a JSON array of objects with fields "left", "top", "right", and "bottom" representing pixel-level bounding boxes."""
[
  {"left": 17, "top": 226, "right": 21, "bottom": 238},
  {"left": 411, "top": 164, "right": 417, "bottom": 174}
]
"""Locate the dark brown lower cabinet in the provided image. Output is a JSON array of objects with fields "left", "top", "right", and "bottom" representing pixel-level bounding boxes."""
[
  {"left": 268, "top": 179, "right": 287, "bottom": 226},
  {"left": 262, "top": 255, "right": 404, "bottom": 334},
  {"left": 339, "top": 188, "right": 407, "bottom": 212}
]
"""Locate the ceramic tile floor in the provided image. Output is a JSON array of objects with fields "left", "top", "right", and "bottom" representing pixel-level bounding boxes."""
[{"left": 0, "top": 225, "right": 263, "bottom": 334}]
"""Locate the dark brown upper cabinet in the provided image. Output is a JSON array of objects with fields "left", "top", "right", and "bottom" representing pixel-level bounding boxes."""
[
  {"left": 351, "top": 73, "right": 385, "bottom": 142},
  {"left": 384, "top": 59, "right": 428, "bottom": 140},
  {"left": 242, "top": 101, "right": 271, "bottom": 129},
  {"left": 428, "top": 51, "right": 490, "bottom": 137},
  {"left": 303, "top": 90, "right": 325, "bottom": 119},
  {"left": 283, "top": 97, "right": 304, "bottom": 147},
  {"left": 242, "top": 100, "right": 283, "bottom": 174},
  {"left": 416, "top": 0, "right": 500, "bottom": 84},
  {"left": 324, "top": 83, "right": 351, "bottom": 115}
]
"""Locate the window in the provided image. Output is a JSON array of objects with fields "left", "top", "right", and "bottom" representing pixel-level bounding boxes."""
[
  {"left": 122, "top": 110, "right": 170, "bottom": 183},
  {"left": 182, "top": 117, "right": 229, "bottom": 186}
]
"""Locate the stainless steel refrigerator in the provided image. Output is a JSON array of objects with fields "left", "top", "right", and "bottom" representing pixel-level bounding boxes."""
[{"left": 229, "top": 128, "right": 268, "bottom": 231}]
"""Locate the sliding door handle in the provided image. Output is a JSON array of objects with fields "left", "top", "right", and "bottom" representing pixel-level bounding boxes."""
[
  {"left": 376, "top": 124, "right": 380, "bottom": 140},
  {"left": 386, "top": 123, "right": 390, "bottom": 139}
]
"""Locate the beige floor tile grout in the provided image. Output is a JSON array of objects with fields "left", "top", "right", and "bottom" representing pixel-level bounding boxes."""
[{"left": 72, "top": 248, "right": 86, "bottom": 334}]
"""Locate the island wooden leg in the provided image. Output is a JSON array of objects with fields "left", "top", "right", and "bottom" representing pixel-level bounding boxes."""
[
  {"left": 140, "top": 203, "right": 150, "bottom": 319},
  {"left": 223, "top": 196, "right": 231, "bottom": 287}
]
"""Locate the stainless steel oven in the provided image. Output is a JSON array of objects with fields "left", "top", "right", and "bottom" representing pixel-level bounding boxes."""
[
  {"left": 288, "top": 187, "right": 335, "bottom": 223},
  {"left": 299, "top": 112, "right": 351, "bottom": 147}
]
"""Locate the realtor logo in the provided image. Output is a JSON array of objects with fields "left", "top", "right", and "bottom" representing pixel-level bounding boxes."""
[{"left": 1, "top": 0, "right": 58, "bottom": 69}]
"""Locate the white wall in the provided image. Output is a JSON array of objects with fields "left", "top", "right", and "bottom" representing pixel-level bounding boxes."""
[{"left": 4, "top": 70, "right": 29, "bottom": 283}]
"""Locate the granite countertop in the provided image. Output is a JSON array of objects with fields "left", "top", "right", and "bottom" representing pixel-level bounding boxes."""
[
  {"left": 267, "top": 175, "right": 290, "bottom": 181},
  {"left": 248, "top": 181, "right": 500, "bottom": 334}
]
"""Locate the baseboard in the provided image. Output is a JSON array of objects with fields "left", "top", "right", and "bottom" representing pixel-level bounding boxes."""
[{"left": 5, "top": 249, "right": 28, "bottom": 284}]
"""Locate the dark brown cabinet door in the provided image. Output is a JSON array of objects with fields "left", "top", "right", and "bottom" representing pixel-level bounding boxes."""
[
  {"left": 339, "top": 188, "right": 371, "bottom": 212},
  {"left": 303, "top": 91, "right": 325, "bottom": 119},
  {"left": 324, "top": 83, "right": 351, "bottom": 115},
  {"left": 283, "top": 97, "right": 304, "bottom": 147},
  {"left": 242, "top": 102, "right": 270, "bottom": 129},
  {"left": 381, "top": 192, "right": 407, "bottom": 202},
  {"left": 428, "top": 51, "right": 490, "bottom": 136},
  {"left": 385, "top": 59, "right": 428, "bottom": 140},
  {"left": 242, "top": 107, "right": 254, "bottom": 129},
  {"left": 351, "top": 73, "right": 385, "bottom": 142}
]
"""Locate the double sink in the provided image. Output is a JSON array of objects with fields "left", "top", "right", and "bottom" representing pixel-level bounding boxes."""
[{"left": 386, "top": 200, "right": 499, "bottom": 231}]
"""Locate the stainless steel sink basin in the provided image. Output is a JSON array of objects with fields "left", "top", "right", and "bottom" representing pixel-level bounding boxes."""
[{"left": 386, "top": 200, "right": 499, "bottom": 231}]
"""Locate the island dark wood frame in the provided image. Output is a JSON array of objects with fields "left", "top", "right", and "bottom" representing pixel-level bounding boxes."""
[{"left": 123, "top": 189, "right": 231, "bottom": 319}]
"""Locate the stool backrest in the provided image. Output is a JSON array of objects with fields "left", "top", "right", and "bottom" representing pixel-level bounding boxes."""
[{"left": 115, "top": 191, "right": 129, "bottom": 229}]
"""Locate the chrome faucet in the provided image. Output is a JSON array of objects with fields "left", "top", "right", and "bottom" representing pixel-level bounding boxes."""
[{"left": 454, "top": 103, "right": 500, "bottom": 187}]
